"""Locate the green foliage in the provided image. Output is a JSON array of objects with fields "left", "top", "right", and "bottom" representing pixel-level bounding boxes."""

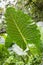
[
  {"left": 3, "top": 53, "right": 41, "bottom": 65},
  {"left": 29, "top": 0, "right": 43, "bottom": 21},
  {"left": 14, "top": 0, "right": 43, "bottom": 21},
  {"left": 5, "top": 7, "right": 41, "bottom": 51},
  {"left": 3, "top": 55, "right": 24, "bottom": 65},
  {"left": 0, "top": 1, "right": 43, "bottom": 65},
  {"left": 0, "top": 44, "right": 9, "bottom": 65},
  {"left": 25, "top": 54, "right": 41, "bottom": 65}
]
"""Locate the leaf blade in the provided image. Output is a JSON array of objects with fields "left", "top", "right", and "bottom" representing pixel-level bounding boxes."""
[{"left": 5, "top": 7, "right": 41, "bottom": 51}]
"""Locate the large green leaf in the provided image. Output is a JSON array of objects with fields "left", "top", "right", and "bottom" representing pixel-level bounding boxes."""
[{"left": 5, "top": 7, "right": 41, "bottom": 50}]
